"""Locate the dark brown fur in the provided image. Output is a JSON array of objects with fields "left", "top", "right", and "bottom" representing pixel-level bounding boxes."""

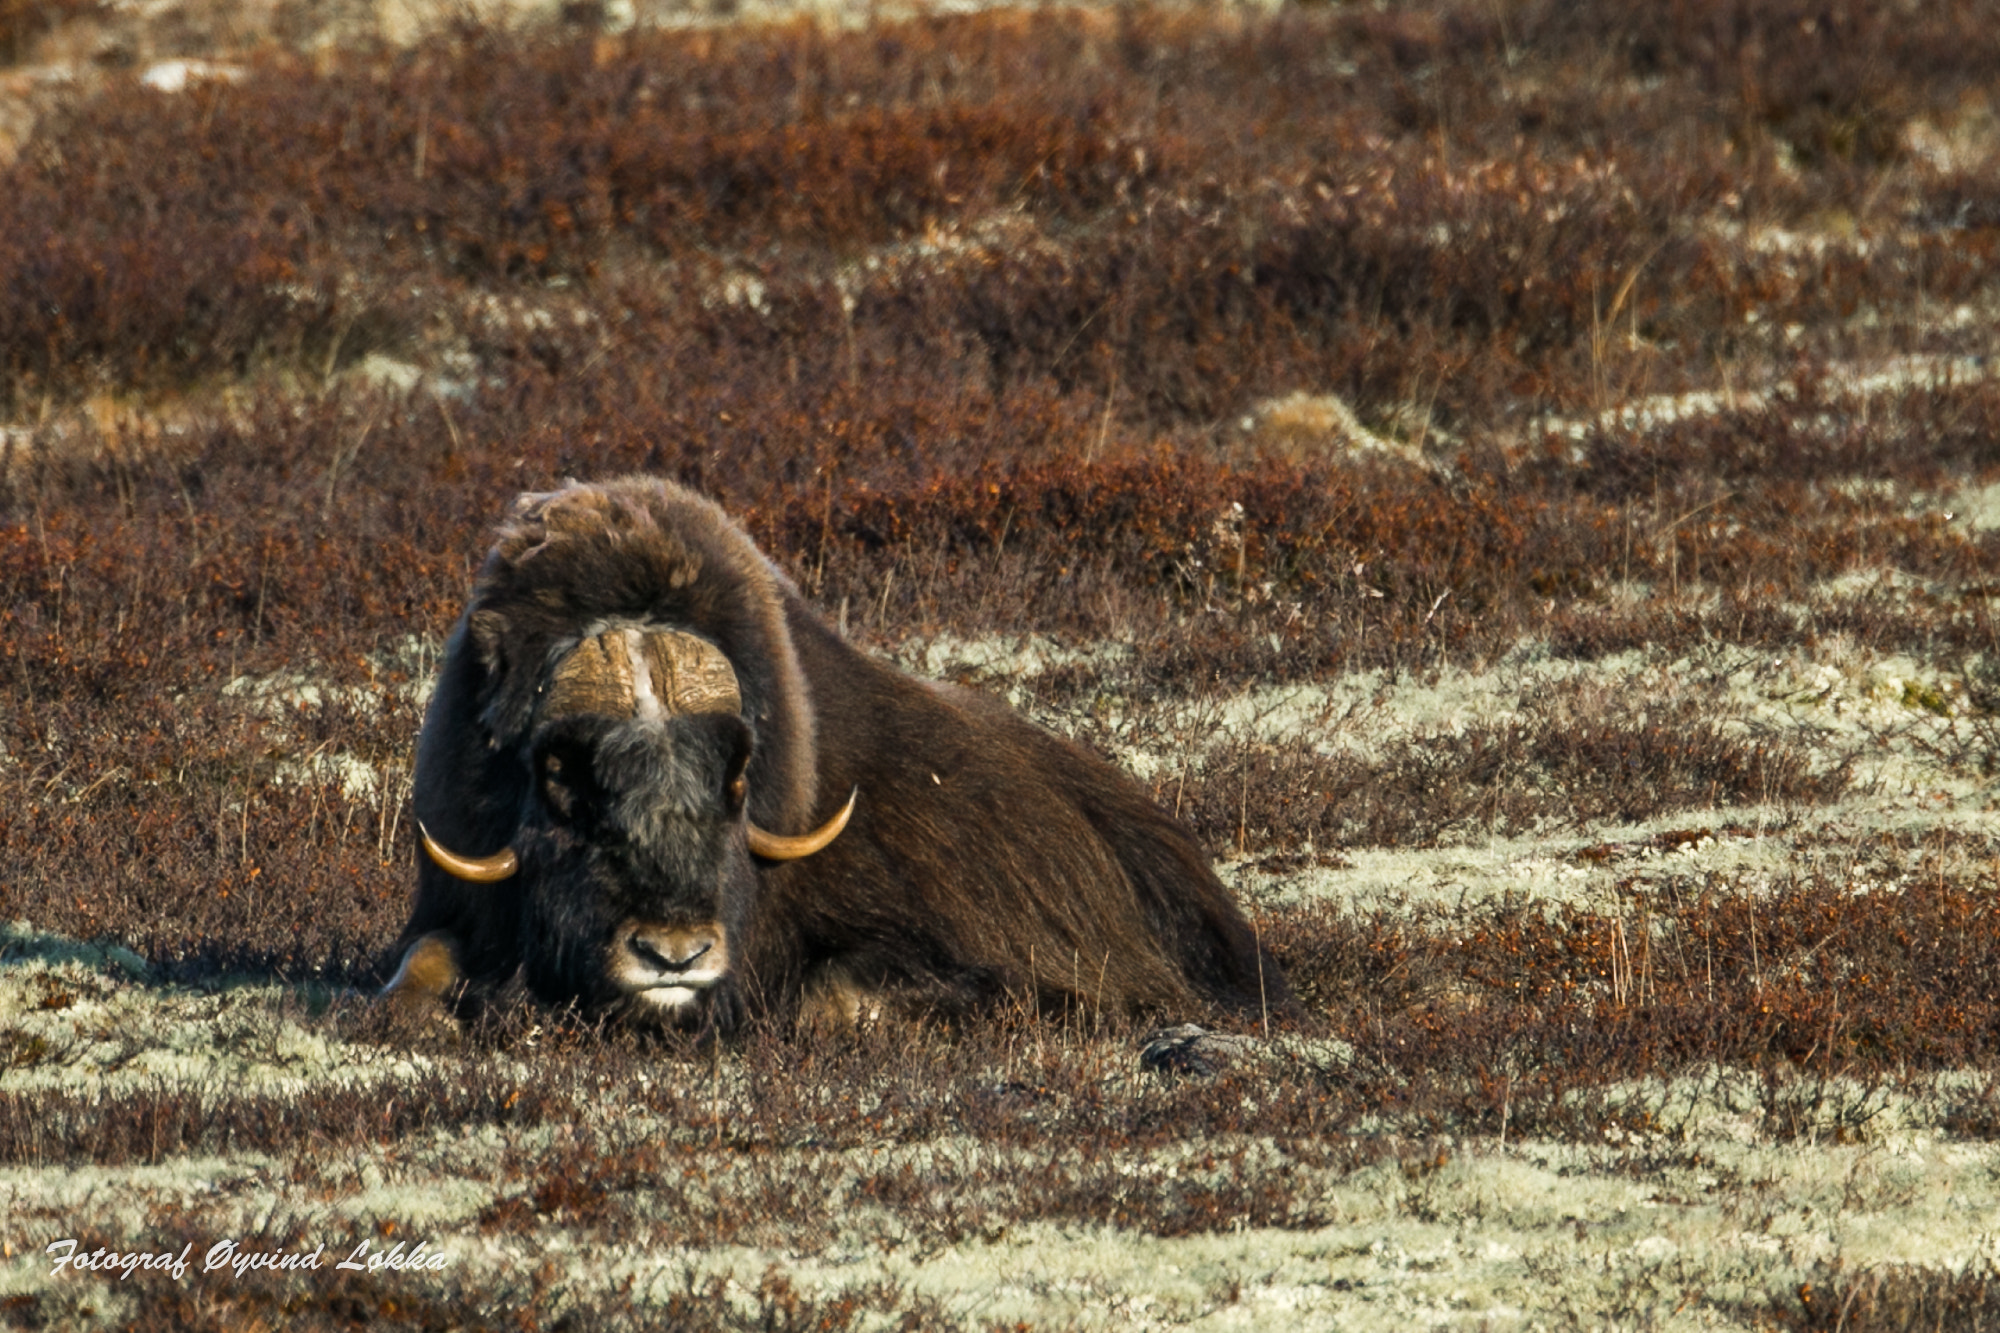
[{"left": 390, "top": 477, "right": 1289, "bottom": 1028}]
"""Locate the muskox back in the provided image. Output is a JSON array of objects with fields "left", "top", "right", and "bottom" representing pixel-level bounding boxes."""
[{"left": 388, "top": 476, "right": 1288, "bottom": 1029}]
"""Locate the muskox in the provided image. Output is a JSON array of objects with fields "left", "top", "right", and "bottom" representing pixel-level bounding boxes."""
[{"left": 384, "top": 476, "right": 1289, "bottom": 1032}]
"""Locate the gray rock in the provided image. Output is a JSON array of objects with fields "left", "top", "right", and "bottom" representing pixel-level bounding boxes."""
[{"left": 1139, "top": 1023, "right": 1261, "bottom": 1077}]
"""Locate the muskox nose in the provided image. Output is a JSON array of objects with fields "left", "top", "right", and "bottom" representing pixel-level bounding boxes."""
[
  {"left": 629, "top": 934, "right": 710, "bottom": 974},
  {"left": 613, "top": 922, "right": 729, "bottom": 996}
]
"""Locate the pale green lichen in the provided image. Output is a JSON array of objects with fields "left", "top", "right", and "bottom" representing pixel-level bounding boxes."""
[{"left": 7, "top": 947, "right": 2000, "bottom": 1333}]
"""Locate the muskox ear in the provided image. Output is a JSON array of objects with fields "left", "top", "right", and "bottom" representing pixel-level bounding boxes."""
[
  {"left": 721, "top": 717, "right": 754, "bottom": 816},
  {"left": 466, "top": 607, "right": 509, "bottom": 673},
  {"left": 465, "top": 608, "right": 553, "bottom": 745}
]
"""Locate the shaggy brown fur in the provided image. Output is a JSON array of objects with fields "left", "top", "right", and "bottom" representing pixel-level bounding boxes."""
[{"left": 389, "top": 477, "right": 1289, "bottom": 1028}]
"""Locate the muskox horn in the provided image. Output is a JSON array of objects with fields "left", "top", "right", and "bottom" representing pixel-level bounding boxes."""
[
  {"left": 419, "top": 823, "right": 519, "bottom": 882},
  {"left": 541, "top": 629, "right": 743, "bottom": 724},
  {"left": 747, "top": 789, "right": 857, "bottom": 861}
]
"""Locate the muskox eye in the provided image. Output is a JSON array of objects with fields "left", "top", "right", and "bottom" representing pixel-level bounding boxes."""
[
  {"left": 727, "top": 775, "right": 747, "bottom": 809},
  {"left": 544, "top": 777, "right": 574, "bottom": 817}
]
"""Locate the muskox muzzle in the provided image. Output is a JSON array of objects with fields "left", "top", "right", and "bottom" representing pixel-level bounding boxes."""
[
  {"left": 608, "top": 921, "right": 729, "bottom": 1011},
  {"left": 412, "top": 625, "right": 854, "bottom": 1025}
]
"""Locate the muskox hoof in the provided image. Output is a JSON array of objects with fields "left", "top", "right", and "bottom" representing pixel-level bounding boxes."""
[
  {"left": 1139, "top": 1023, "right": 1261, "bottom": 1077},
  {"left": 796, "top": 965, "right": 886, "bottom": 1033},
  {"left": 380, "top": 933, "right": 464, "bottom": 1020}
]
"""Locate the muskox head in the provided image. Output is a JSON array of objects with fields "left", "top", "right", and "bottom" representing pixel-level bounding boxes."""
[{"left": 418, "top": 622, "right": 851, "bottom": 1028}]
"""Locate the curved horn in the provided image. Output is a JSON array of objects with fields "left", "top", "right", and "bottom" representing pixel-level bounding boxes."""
[
  {"left": 746, "top": 789, "right": 857, "bottom": 861},
  {"left": 419, "top": 823, "right": 519, "bottom": 882}
]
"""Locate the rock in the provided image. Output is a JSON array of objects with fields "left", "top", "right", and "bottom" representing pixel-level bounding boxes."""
[{"left": 1139, "top": 1023, "right": 1261, "bottom": 1077}]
